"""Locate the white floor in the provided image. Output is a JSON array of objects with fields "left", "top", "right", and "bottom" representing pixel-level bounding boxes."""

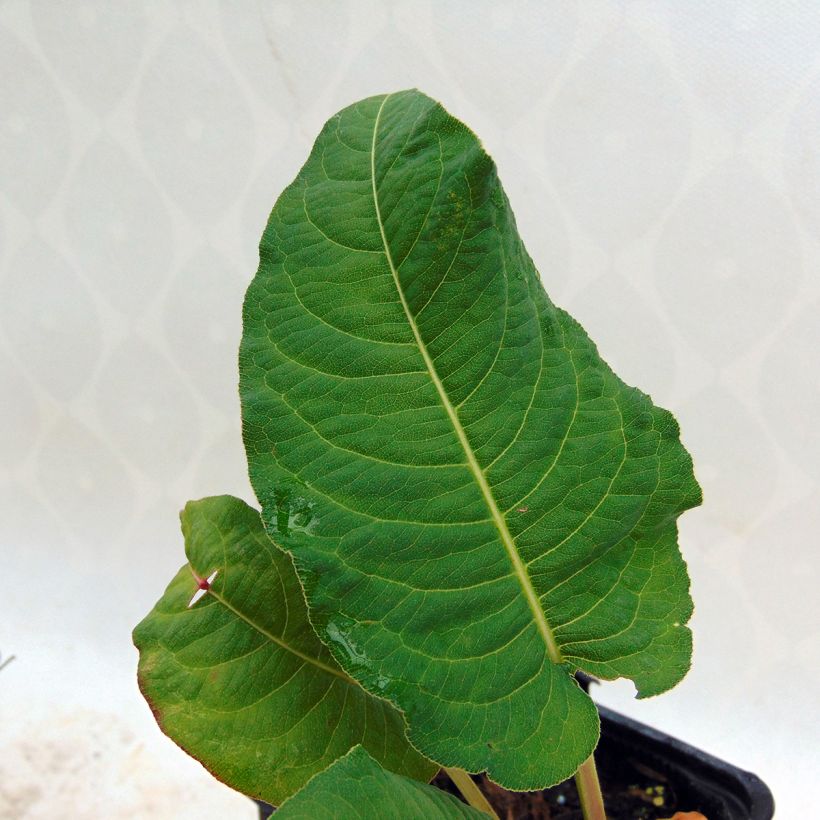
[{"left": 2, "top": 2, "right": 819, "bottom": 817}]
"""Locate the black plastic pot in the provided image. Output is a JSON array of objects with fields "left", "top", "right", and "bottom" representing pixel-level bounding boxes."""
[
  {"left": 596, "top": 703, "right": 774, "bottom": 820},
  {"left": 255, "top": 704, "right": 774, "bottom": 818}
]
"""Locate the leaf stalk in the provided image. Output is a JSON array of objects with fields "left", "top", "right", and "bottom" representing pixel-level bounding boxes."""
[
  {"left": 574, "top": 753, "right": 607, "bottom": 820},
  {"left": 444, "top": 767, "right": 499, "bottom": 818}
]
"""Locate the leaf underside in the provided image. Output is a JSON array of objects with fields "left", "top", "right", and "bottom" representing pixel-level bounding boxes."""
[
  {"left": 132, "top": 495, "right": 436, "bottom": 806},
  {"left": 275, "top": 746, "right": 484, "bottom": 819},
  {"left": 239, "top": 89, "right": 701, "bottom": 788}
]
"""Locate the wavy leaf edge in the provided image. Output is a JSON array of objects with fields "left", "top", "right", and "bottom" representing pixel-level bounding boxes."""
[{"left": 239, "top": 88, "right": 702, "bottom": 789}]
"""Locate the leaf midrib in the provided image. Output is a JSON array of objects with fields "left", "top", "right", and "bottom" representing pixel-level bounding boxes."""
[
  {"left": 199, "top": 571, "right": 357, "bottom": 685},
  {"left": 370, "top": 93, "right": 563, "bottom": 666}
]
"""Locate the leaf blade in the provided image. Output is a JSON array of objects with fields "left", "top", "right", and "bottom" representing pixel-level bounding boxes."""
[
  {"left": 133, "top": 495, "right": 436, "bottom": 806},
  {"left": 275, "top": 746, "right": 486, "bottom": 820},
  {"left": 240, "top": 90, "right": 701, "bottom": 788},
  {"left": 369, "top": 93, "right": 566, "bottom": 670}
]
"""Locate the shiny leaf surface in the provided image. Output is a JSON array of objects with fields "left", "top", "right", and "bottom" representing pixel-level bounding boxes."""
[{"left": 240, "top": 89, "right": 701, "bottom": 788}]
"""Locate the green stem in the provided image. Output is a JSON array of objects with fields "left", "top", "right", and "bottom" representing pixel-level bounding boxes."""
[
  {"left": 574, "top": 754, "right": 607, "bottom": 820},
  {"left": 444, "top": 767, "right": 499, "bottom": 818}
]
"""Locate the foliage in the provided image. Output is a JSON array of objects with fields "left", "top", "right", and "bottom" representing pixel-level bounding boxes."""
[{"left": 135, "top": 89, "right": 700, "bottom": 814}]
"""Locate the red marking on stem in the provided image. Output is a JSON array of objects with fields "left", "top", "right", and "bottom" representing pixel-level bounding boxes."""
[{"left": 188, "top": 570, "right": 219, "bottom": 608}]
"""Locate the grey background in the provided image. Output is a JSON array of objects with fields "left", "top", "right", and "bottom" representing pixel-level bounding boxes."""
[{"left": 2, "top": 1, "right": 818, "bottom": 816}]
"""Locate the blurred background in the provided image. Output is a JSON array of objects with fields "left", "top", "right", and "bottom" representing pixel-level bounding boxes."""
[{"left": 1, "top": 1, "right": 818, "bottom": 817}]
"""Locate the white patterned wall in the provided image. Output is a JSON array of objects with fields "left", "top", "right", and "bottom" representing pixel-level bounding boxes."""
[{"left": 1, "top": 2, "right": 818, "bottom": 817}]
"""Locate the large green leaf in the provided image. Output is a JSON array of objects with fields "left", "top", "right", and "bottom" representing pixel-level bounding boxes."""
[
  {"left": 133, "top": 495, "right": 436, "bottom": 805},
  {"left": 240, "top": 89, "right": 701, "bottom": 788},
  {"left": 275, "top": 746, "right": 486, "bottom": 819}
]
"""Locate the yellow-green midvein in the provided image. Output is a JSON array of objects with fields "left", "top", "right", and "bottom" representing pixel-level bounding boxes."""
[
  {"left": 193, "top": 568, "right": 357, "bottom": 685},
  {"left": 370, "top": 93, "right": 564, "bottom": 666}
]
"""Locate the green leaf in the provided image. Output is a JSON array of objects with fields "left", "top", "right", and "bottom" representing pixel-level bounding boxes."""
[
  {"left": 132, "top": 495, "right": 436, "bottom": 805},
  {"left": 239, "top": 89, "right": 701, "bottom": 789},
  {"left": 275, "top": 746, "right": 486, "bottom": 819}
]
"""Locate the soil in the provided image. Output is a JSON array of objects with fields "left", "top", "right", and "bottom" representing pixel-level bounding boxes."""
[{"left": 432, "top": 740, "right": 698, "bottom": 820}]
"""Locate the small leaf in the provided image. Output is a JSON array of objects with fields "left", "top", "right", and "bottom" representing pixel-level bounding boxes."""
[
  {"left": 275, "top": 746, "right": 486, "bottom": 819},
  {"left": 133, "top": 495, "right": 436, "bottom": 805},
  {"left": 240, "top": 89, "right": 701, "bottom": 788}
]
